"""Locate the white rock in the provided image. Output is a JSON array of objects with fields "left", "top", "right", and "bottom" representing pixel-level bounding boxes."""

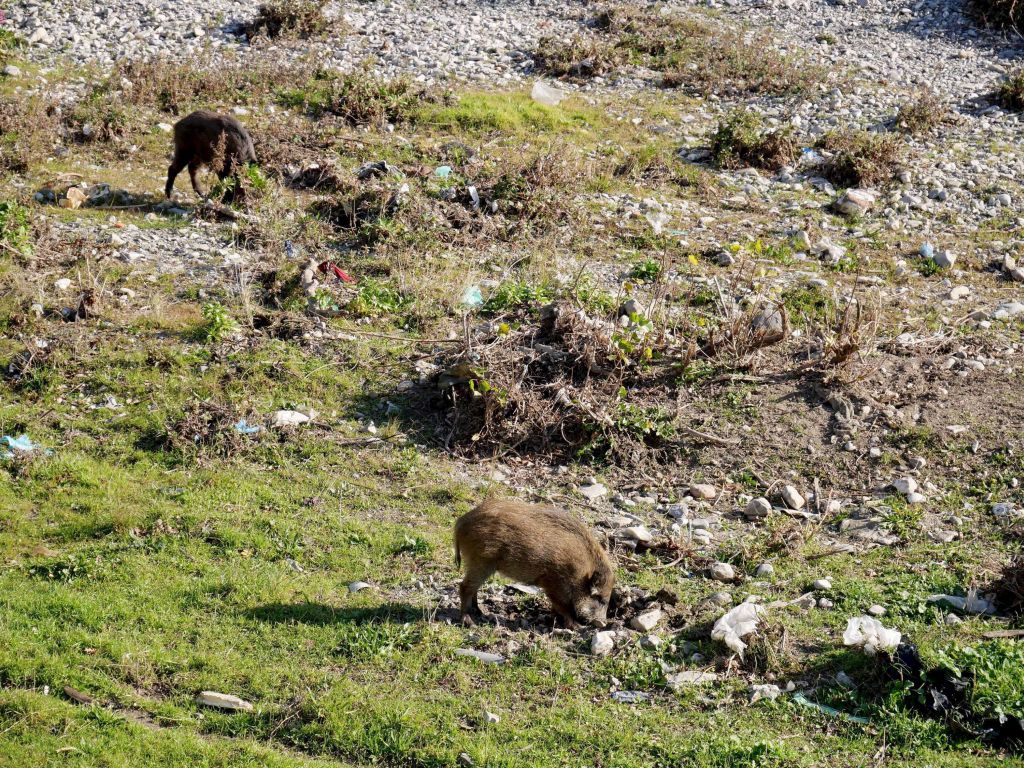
[
  {"left": 835, "top": 188, "right": 876, "bottom": 217},
  {"left": 905, "top": 492, "right": 927, "bottom": 504},
  {"left": 933, "top": 250, "right": 956, "bottom": 269},
  {"left": 745, "top": 497, "right": 772, "bottom": 519},
  {"left": 54, "top": 278, "right": 73, "bottom": 291},
  {"left": 2, "top": 65, "right": 21, "bottom": 77},
  {"left": 710, "top": 562, "right": 735, "bottom": 582},
  {"left": 892, "top": 477, "right": 918, "bottom": 495},
  {"left": 348, "top": 581, "right": 372, "bottom": 592},
  {"left": 755, "top": 562, "right": 774, "bottom": 577},
  {"left": 618, "top": 525, "right": 652, "bottom": 543},
  {"left": 579, "top": 483, "right": 608, "bottom": 501},
  {"left": 812, "top": 578, "right": 832, "bottom": 590},
  {"left": 780, "top": 485, "right": 805, "bottom": 510},
  {"left": 591, "top": 630, "right": 615, "bottom": 656},
  {"left": 157, "top": 122, "right": 173, "bottom": 133},
  {"left": 665, "top": 670, "right": 720, "bottom": 688},
  {"left": 689, "top": 483, "right": 717, "bottom": 500},
  {"left": 750, "top": 683, "right": 782, "bottom": 703},
  {"left": 483, "top": 710, "right": 500, "bottom": 724},
  {"left": 630, "top": 608, "right": 663, "bottom": 632},
  {"left": 196, "top": 691, "right": 253, "bottom": 712},
  {"left": 639, "top": 634, "right": 662, "bottom": 650},
  {"left": 868, "top": 604, "right": 886, "bottom": 616}
]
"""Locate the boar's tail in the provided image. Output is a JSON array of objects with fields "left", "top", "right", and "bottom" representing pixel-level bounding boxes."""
[{"left": 453, "top": 532, "right": 461, "bottom": 568}]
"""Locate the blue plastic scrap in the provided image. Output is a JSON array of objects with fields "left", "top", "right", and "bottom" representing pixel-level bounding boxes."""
[
  {"left": 792, "top": 693, "right": 870, "bottom": 724},
  {"left": 460, "top": 285, "right": 483, "bottom": 307},
  {"left": 233, "top": 420, "right": 262, "bottom": 435},
  {"left": 610, "top": 691, "right": 651, "bottom": 704},
  {"left": 1, "top": 434, "right": 48, "bottom": 459},
  {"left": 434, "top": 166, "right": 452, "bottom": 179}
]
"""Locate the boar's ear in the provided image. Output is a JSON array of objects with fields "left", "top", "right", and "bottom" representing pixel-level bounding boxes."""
[{"left": 588, "top": 569, "right": 609, "bottom": 596}]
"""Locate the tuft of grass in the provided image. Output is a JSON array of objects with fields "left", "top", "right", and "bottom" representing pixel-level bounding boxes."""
[
  {"left": 970, "top": 0, "right": 1024, "bottom": 30},
  {"left": 709, "top": 110, "right": 798, "bottom": 170},
  {"left": 0, "top": 200, "right": 33, "bottom": 256},
  {"left": 534, "top": 33, "right": 618, "bottom": 79},
  {"left": 278, "top": 70, "right": 429, "bottom": 126},
  {"left": 997, "top": 69, "right": 1024, "bottom": 111},
  {"left": 896, "top": 92, "right": 948, "bottom": 135},
  {"left": 246, "top": 0, "right": 343, "bottom": 39},
  {"left": 481, "top": 280, "right": 553, "bottom": 313},
  {"left": 816, "top": 129, "right": 904, "bottom": 187},
  {"left": 629, "top": 259, "right": 662, "bottom": 282}
]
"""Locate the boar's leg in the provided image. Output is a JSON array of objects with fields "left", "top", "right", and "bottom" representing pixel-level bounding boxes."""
[
  {"left": 458, "top": 562, "right": 494, "bottom": 627},
  {"left": 218, "top": 156, "right": 239, "bottom": 204},
  {"left": 540, "top": 579, "right": 579, "bottom": 630},
  {"left": 188, "top": 161, "right": 205, "bottom": 198},
  {"left": 165, "top": 156, "right": 187, "bottom": 198}
]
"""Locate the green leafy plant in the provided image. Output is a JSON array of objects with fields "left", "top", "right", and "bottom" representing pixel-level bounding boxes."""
[
  {"left": 481, "top": 280, "right": 553, "bottom": 313},
  {"left": 629, "top": 258, "right": 662, "bottom": 281},
  {"left": 710, "top": 110, "right": 798, "bottom": 170},
  {"left": 197, "top": 301, "right": 239, "bottom": 342},
  {"left": 349, "top": 278, "right": 407, "bottom": 317},
  {"left": 0, "top": 200, "right": 32, "bottom": 255}
]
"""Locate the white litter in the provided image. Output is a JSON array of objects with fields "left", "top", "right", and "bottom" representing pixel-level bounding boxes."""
[
  {"left": 196, "top": 691, "right": 254, "bottom": 712},
  {"left": 842, "top": 616, "right": 901, "bottom": 655},
  {"left": 531, "top": 80, "right": 567, "bottom": 106},
  {"left": 271, "top": 409, "right": 312, "bottom": 428},
  {"left": 927, "top": 590, "right": 995, "bottom": 615},
  {"left": 711, "top": 603, "right": 764, "bottom": 657}
]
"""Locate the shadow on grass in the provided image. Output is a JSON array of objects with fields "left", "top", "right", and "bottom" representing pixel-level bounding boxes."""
[{"left": 244, "top": 600, "right": 424, "bottom": 625}]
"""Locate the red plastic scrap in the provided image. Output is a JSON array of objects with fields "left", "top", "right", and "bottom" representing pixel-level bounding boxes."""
[{"left": 317, "top": 261, "right": 355, "bottom": 284}]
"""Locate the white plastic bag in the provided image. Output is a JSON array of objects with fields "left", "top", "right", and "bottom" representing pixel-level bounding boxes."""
[
  {"left": 842, "top": 616, "right": 901, "bottom": 656},
  {"left": 711, "top": 602, "right": 763, "bottom": 657}
]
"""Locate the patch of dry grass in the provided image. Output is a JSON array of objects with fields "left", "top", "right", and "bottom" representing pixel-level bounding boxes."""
[
  {"left": 816, "top": 129, "right": 904, "bottom": 187},
  {"left": 709, "top": 110, "right": 798, "bottom": 170},
  {"left": 896, "top": 92, "right": 949, "bottom": 135},
  {"left": 246, "top": 0, "right": 345, "bottom": 39}
]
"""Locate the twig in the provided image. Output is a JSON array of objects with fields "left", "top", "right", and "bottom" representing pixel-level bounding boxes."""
[
  {"left": 982, "top": 629, "right": 1024, "bottom": 639},
  {"left": 341, "top": 328, "right": 463, "bottom": 344},
  {"left": 679, "top": 425, "right": 739, "bottom": 447}
]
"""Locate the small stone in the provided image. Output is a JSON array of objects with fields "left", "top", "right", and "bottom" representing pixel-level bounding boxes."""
[
  {"left": 933, "top": 250, "right": 956, "bottom": 269},
  {"left": 812, "top": 578, "right": 832, "bottom": 590},
  {"left": 868, "top": 604, "right": 886, "bottom": 616},
  {"left": 910, "top": 456, "right": 927, "bottom": 470},
  {"left": 818, "top": 598, "right": 834, "bottom": 609},
  {"left": 708, "top": 591, "right": 733, "bottom": 606},
  {"left": 944, "top": 613, "right": 962, "bottom": 626},
  {"left": 639, "top": 634, "right": 662, "bottom": 650},
  {"left": 630, "top": 608, "right": 663, "bottom": 633},
  {"left": 619, "top": 525, "right": 653, "bottom": 544},
  {"left": 689, "top": 483, "right": 718, "bottom": 500},
  {"left": 2, "top": 64, "right": 21, "bottom": 77},
  {"left": 483, "top": 710, "right": 500, "bottom": 725},
  {"left": 579, "top": 482, "right": 608, "bottom": 501},
  {"left": 55, "top": 278, "right": 73, "bottom": 292},
  {"left": 458, "top": 753, "right": 475, "bottom": 768},
  {"left": 892, "top": 477, "right": 918, "bottom": 495},
  {"left": 745, "top": 497, "right": 772, "bottom": 519},
  {"left": 948, "top": 286, "right": 970, "bottom": 301},
  {"left": 835, "top": 188, "right": 876, "bottom": 217},
  {"left": 780, "top": 485, "right": 805, "bottom": 510},
  {"left": 835, "top": 671, "right": 856, "bottom": 689},
  {"left": 348, "top": 581, "right": 372, "bottom": 593},
  {"left": 750, "top": 683, "right": 782, "bottom": 703},
  {"left": 906, "top": 492, "right": 927, "bottom": 504},
  {"left": 157, "top": 122, "right": 173, "bottom": 133},
  {"left": 755, "top": 562, "right": 774, "bottom": 577},
  {"left": 591, "top": 631, "right": 615, "bottom": 656},
  {"left": 710, "top": 562, "right": 736, "bottom": 582}
]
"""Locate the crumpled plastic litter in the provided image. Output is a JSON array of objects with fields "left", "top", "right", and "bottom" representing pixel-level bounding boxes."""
[
  {"left": 644, "top": 210, "right": 669, "bottom": 236},
  {"left": 460, "top": 285, "right": 483, "bottom": 307},
  {"left": 271, "top": 410, "right": 313, "bottom": 428},
  {"left": 317, "top": 260, "right": 356, "bottom": 284},
  {"left": 233, "top": 420, "right": 261, "bottom": 435},
  {"left": 842, "top": 616, "right": 901, "bottom": 656},
  {"left": 434, "top": 165, "right": 452, "bottom": 179},
  {"left": 1, "top": 434, "right": 48, "bottom": 459},
  {"left": 531, "top": 80, "right": 567, "bottom": 107},
  {"left": 711, "top": 602, "right": 764, "bottom": 657},
  {"left": 793, "top": 693, "right": 870, "bottom": 724},
  {"left": 927, "top": 590, "right": 995, "bottom": 615}
]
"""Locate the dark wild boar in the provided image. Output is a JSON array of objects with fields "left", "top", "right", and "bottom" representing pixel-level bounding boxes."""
[
  {"left": 165, "top": 110, "right": 257, "bottom": 202},
  {"left": 454, "top": 498, "right": 615, "bottom": 629}
]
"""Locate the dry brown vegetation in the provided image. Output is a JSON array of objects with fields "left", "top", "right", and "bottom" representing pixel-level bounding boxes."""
[
  {"left": 816, "top": 129, "right": 905, "bottom": 187},
  {"left": 535, "top": 4, "right": 826, "bottom": 96}
]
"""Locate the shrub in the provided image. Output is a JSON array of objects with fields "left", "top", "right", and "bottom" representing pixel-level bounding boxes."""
[
  {"left": 246, "top": 0, "right": 343, "bottom": 39},
  {"left": 895, "top": 92, "right": 948, "bottom": 134},
  {"left": 709, "top": 110, "right": 798, "bottom": 170},
  {"left": 816, "top": 129, "right": 904, "bottom": 187},
  {"left": 998, "top": 69, "right": 1024, "bottom": 111}
]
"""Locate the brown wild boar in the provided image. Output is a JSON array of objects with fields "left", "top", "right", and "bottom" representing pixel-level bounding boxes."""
[
  {"left": 454, "top": 498, "right": 614, "bottom": 629},
  {"left": 165, "top": 110, "right": 257, "bottom": 202}
]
